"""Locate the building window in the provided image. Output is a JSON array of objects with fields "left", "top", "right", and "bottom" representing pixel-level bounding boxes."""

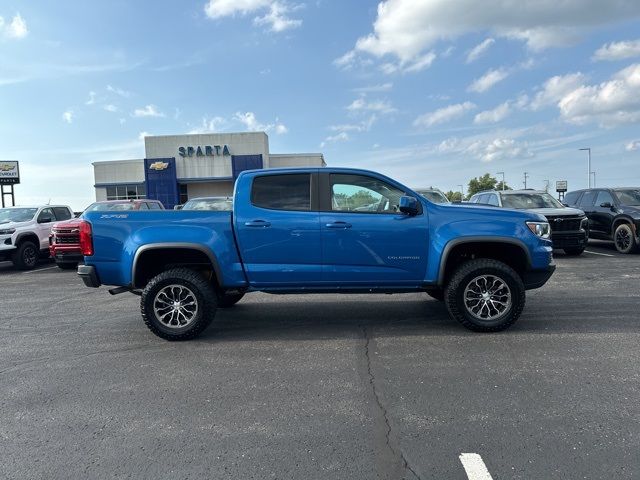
[
  {"left": 179, "top": 184, "right": 188, "bottom": 205},
  {"left": 105, "top": 184, "right": 146, "bottom": 200}
]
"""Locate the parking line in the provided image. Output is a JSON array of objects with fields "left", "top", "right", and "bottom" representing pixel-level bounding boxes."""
[
  {"left": 584, "top": 250, "right": 615, "bottom": 257},
  {"left": 459, "top": 453, "right": 494, "bottom": 480},
  {"left": 22, "top": 266, "right": 59, "bottom": 274}
]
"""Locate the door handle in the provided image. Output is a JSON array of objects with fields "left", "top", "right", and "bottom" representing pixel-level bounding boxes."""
[
  {"left": 326, "top": 221, "right": 352, "bottom": 229},
  {"left": 245, "top": 220, "right": 271, "bottom": 228}
]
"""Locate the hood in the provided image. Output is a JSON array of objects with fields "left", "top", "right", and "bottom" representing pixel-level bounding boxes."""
[
  {"left": 0, "top": 220, "right": 31, "bottom": 230},
  {"left": 618, "top": 205, "right": 640, "bottom": 218},
  {"left": 440, "top": 202, "right": 546, "bottom": 222},
  {"left": 526, "top": 207, "right": 584, "bottom": 217},
  {"left": 52, "top": 218, "right": 82, "bottom": 230}
]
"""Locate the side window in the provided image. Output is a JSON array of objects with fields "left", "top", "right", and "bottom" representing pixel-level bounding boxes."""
[
  {"left": 137, "top": 202, "right": 149, "bottom": 210},
  {"left": 595, "top": 191, "right": 615, "bottom": 207},
  {"left": 563, "top": 191, "right": 580, "bottom": 205},
  {"left": 37, "top": 208, "right": 54, "bottom": 223},
  {"left": 487, "top": 194, "right": 499, "bottom": 206},
  {"left": 469, "top": 196, "right": 479, "bottom": 203},
  {"left": 148, "top": 202, "right": 162, "bottom": 210},
  {"left": 52, "top": 207, "right": 72, "bottom": 220},
  {"left": 578, "top": 190, "right": 597, "bottom": 208},
  {"left": 251, "top": 174, "right": 311, "bottom": 211},
  {"left": 330, "top": 174, "right": 406, "bottom": 214},
  {"left": 477, "top": 194, "right": 489, "bottom": 204}
]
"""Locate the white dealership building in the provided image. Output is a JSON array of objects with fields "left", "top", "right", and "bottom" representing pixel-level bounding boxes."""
[{"left": 93, "top": 132, "right": 325, "bottom": 208}]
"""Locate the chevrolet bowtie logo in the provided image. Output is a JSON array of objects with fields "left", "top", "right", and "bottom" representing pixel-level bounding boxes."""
[
  {"left": 0, "top": 164, "right": 15, "bottom": 172},
  {"left": 149, "top": 161, "right": 169, "bottom": 171}
]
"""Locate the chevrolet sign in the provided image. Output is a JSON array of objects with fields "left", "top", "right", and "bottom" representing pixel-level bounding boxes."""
[
  {"left": 0, "top": 161, "right": 19, "bottom": 185},
  {"left": 149, "top": 161, "right": 169, "bottom": 171}
]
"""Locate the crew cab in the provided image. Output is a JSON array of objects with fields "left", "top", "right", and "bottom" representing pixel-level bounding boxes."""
[
  {"left": 563, "top": 188, "right": 640, "bottom": 253},
  {"left": 469, "top": 190, "right": 589, "bottom": 255},
  {"left": 77, "top": 168, "right": 555, "bottom": 340},
  {"left": 49, "top": 199, "right": 165, "bottom": 269},
  {"left": 0, "top": 205, "right": 74, "bottom": 270}
]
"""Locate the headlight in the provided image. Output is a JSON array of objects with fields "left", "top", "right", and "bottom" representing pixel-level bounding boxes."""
[
  {"left": 0, "top": 228, "right": 16, "bottom": 235},
  {"left": 580, "top": 217, "right": 589, "bottom": 227},
  {"left": 526, "top": 221, "right": 551, "bottom": 239}
]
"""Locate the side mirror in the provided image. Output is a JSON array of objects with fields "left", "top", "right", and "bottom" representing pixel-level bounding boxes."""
[
  {"left": 600, "top": 202, "right": 612, "bottom": 209},
  {"left": 399, "top": 196, "right": 419, "bottom": 216},
  {"left": 38, "top": 216, "right": 53, "bottom": 224}
]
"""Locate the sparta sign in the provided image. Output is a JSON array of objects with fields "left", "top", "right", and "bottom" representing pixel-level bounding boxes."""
[{"left": 0, "top": 161, "right": 20, "bottom": 185}]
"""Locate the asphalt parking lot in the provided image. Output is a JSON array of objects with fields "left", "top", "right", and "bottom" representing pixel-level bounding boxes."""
[{"left": 1, "top": 240, "right": 639, "bottom": 480}]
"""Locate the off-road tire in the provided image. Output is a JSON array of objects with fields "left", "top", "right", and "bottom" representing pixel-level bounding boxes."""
[
  {"left": 444, "top": 258, "right": 525, "bottom": 332},
  {"left": 614, "top": 223, "right": 637, "bottom": 254},
  {"left": 141, "top": 268, "right": 217, "bottom": 341},
  {"left": 563, "top": 247, "right": 585, "bottom": 256},
  {"left": 217, "top": 292, "right": 245, "bottom": 308},
  {"left": 12, "top": 241, "right": 39, "bottom": 270}
]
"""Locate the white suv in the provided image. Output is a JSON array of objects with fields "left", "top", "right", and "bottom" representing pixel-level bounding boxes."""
[{"left": 0, "top": 205, "right": 74, "bottom": 270}]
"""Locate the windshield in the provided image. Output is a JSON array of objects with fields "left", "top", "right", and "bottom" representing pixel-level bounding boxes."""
[
  {"left": 614, "top": 189, "right": 640, "bottom": 206},
  {"left": 84, "top": 202, "right": 137, "bottom": 212},
  {"left": 0, "top": 208, "right": 38, "bottom": 224},
  {"left": 417, "top": 191, "right": 450, "bottom": 204},
  {"left": 182, "top": 198, "right": 233, "bottom": 211},
  {"left": 500, "top": 193, "right": 564, "bottom": 209}
]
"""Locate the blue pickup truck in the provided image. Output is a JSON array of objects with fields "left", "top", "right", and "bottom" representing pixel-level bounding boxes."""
[{"left": 78, "top": 168, "right": 555, "bottom": 340}]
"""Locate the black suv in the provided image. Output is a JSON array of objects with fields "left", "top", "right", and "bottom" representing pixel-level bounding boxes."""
[
  {"left": 469, "top": 190, "right": 589, "bottom": 255},
  {"left": 564, "top": 188, "right": 640, "bottom": 253}
]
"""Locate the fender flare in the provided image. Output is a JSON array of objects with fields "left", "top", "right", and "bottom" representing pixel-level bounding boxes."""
[
  {"left": 131, "top": 243, "right": 223, "bottom": 288},
  {"left": 437, "top": 236, "right": 533, "bottom": 286}
]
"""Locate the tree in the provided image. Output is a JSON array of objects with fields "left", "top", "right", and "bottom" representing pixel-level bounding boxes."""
[
  {"left": 444, "top": 190, "right": 463, "bottom": 202},
  {"left": 467, "top": 174, "right": 511, "bottom": 198}
]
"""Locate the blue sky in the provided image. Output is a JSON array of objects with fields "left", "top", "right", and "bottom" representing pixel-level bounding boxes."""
[{"left": 1, "top": 0, "right": 640, "bottom": 209}]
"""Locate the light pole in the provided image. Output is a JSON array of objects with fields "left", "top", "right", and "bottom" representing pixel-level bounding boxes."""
[
  {"left": 579, "top": 148, "right": 591, "bottom": 188},
  {"left": 591, "top": 171, "right": 596, "bottom": 187},
  {"left": 496, "top": 171, "right": 505, "bottom": 191},
  {"left": 523, "top": 172, "right": 529, "bottom": 189},
  {"left": 458, "top": 184, "right": 464, "bottom": 201}
]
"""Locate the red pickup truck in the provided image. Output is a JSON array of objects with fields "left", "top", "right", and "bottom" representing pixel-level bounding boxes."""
[{"left": 49, "top": 199, "right": 164, "bottom": 269}]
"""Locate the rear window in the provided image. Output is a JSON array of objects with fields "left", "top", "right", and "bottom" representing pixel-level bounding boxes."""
[
  {"left": 579, "top": 190, "right": 597, "bottom": 208},
  {"left": 251, "top": 174, "right": 311, "bottom": 211},
  {"left": 52, "top": 207, "right": 72, "bottom": 221},
  {"left": 563, "top": 191, "right": 581, "bottom": 205}
]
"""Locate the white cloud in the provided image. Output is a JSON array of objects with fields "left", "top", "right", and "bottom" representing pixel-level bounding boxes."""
[
  {"left": 62, "top": 110, "right": 74, "bottom": 124},
  {"left": 593, "top": 40, "right": 640, "bottom": 61},
  {"left": 468, "top": 68, "right": 509, "bottom": 93},
  {"left": 346, "top": 97, "right": 396, "bottom": 114},
  {"left": 474, "top": 101, "right": 511, "bottom": 124},
  {"left": 132, "top": 104, "right": 165, "bottom": 118},
  {"left": 338, "top": 0, "right": 640, "bottom": 68},
  {"left": 530, "top": 72, "right": 586, "bottom": 110},
  {"left": 320, "top": 132, "right": 349, "bottom": 148},
  {"left": 85, "top": 91, "right": 97, "bottom": 105},
  {"left": 413, "top": 101, "right": 476, "bottom": 128},
  {"left": 138, "top": 131, "right": 151, "bottom": 141},
  {"left": 626, "top": 140, "right": 640, "bottom": 151},
  {"left": 379, "top": 51, "right": 437, "bottom": 74},
  {"left": 103, "top": 104, "right": 118, "bottom": 112},
  {"left": 189, "top": 116, "right": 228, "bottom": 134},
  {"left": 204, "top": 0, "right": 301, "bottom": 32},
  {"left": 467, "top": 138, "right": 534, "bottom": 163},
  {"left": 557, "top": 63, "right": 640, "bottom": 127},
  {"left": 466, "top": 38, "right": 495, "bottom": 63},
  {"left": 233, "top": 111, "right": 288, "bottom": 134},
  {"left": 0, "top": 13, "right": 28, "bottom": 39},
  {"left": 352, "top": 83, "right": 393, "bottom": 93},
  {"left": 107, "top": 84, "right": 132, "bottom": 97}
]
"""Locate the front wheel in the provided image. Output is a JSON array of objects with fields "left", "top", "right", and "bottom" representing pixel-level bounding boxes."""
[
  {"left": 12, "top": 241, "right": 39, "bottom": 270},
  {"left": 444, "top": 259, "right": 525, "bottom": 332},
  {"left": 141, "top": 268, "right": 217, "bottom": 341},
  {"left": 614, "top": 223, "right": 637, "bottom": 254}
]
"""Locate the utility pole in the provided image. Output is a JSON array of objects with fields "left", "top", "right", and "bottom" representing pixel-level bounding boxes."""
[
  {"left": 496, "top": 171, "right": 505, "bottom": 191},
  {"left": 543, "top": 179, "right": 550, "bottom": 192},
  {"left": 591, "top": 171, "right": 596, "bottom": 187},
  {"left": 579, "top": 148, "right": 591, "bottom": 188},
  {"left": 457, "top": 184, "right": 464, "bottom": 201},
  {"left": 523, "top": 172, "right": 529, "bottom": 189}
]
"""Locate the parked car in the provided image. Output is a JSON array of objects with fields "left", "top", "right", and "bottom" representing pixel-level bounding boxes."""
[
  {"left": 180, "top": 197, "right": 233, "bottom": 211},
  {"left": 563, "top": 188, "right": 640, "bottom": 253},
  {"left": 0, "top": 205, "right": 74, "bottom": 270},
  {"left": 78, "top": 167, "right": 555, "bottom": 340},
  {"left": 468, "top": 190, "right": 588, "bottom": 255},
  {"left": 414, "top": 188, "right": 451, "bottom": 204},
  {"left": 49, "top": 199, "right": 164, "bottom": 269}
]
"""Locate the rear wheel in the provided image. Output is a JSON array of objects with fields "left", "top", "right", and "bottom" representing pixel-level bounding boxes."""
[
  {"left": 614, "top": 223, "right": 637, "bottom": 254},
  {"left": 141, "top": 268, "right": 217, "bottom": 341},
  {"left": 563, "top": 247, "right": 585, "bottom": 256},
  {"left": 444, "top": 259, "right": 525, "bottom": 332},
  {"left": 12, "top": 241, "right": 39, "bottom": 270},
  {"left": 217, "top": 291, "right": 245, "bottom": 308}
]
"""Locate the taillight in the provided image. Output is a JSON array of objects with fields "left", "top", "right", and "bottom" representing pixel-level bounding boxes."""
[{"left": 79, "top": 220, "right": 94, "bottom": 256}]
